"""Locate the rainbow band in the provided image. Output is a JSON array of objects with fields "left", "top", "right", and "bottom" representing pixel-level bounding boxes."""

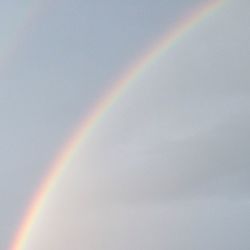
[
  {"left": 0, "top": 1, "right": 46, "bottom": 71},
  {"left": 10, "top": 1, "right": 224, "bottom": 249}
]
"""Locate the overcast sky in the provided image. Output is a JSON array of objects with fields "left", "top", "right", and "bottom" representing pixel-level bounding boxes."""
[{"left": 1, "top": 0, "right": 250, "bottom": 249}]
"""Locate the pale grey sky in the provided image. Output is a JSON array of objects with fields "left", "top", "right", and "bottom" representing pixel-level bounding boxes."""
[{"left": 1, "top": 0, "right": 250, "bottom": 249}]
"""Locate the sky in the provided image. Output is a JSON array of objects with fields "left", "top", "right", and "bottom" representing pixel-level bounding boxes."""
[{"left": 0, "top": 0, "right": 250, "bottom": 249}]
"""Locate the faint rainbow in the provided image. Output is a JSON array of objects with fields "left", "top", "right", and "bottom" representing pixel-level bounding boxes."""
[
  {"left": 0, "top": 0, "right": 47, "bottom": 72},
  {"left": 10, "top": 0, "right": 224, "bottom": 249}
]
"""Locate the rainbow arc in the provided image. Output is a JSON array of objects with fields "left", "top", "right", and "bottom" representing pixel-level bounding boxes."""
[{"left": 10, "top": 1, "right": 224, "bottom": 249}]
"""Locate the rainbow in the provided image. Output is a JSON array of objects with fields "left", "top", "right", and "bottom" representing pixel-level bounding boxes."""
[
  {"left": 0, "top": 1, "right": 46, "bottom": 71},
  {"left": 10, "top": 0, "right": 224, "bottom": 249}
]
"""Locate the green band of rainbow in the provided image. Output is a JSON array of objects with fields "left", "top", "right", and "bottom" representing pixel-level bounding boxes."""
[{"left": 10, "top": 1, "right": 224, "bottom": 249}]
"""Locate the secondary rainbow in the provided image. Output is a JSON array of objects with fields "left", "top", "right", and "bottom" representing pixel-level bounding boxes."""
[
  {"left": 0, "top": 1, "right": 46, "bottom": 71},
  {"left": 10, "top": 0, "right": 224, "bottom": 249}
]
